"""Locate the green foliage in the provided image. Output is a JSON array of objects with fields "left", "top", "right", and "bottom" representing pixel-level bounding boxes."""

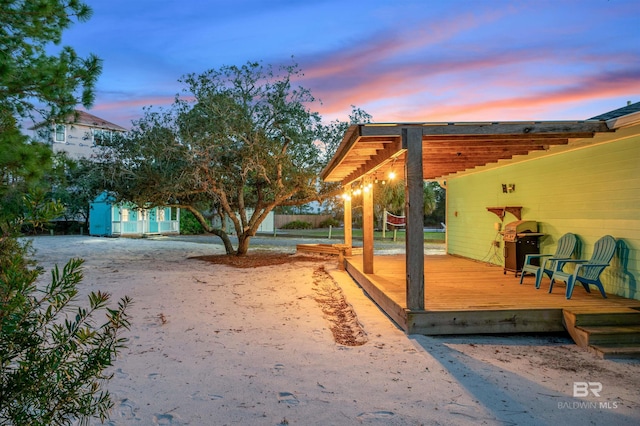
[
  {"left": 0, "top": 0, "right": 101, "bottom": 122},
  {"left": 1, "top": 0, "right": 101, "bottom": 239},
  {"left": 282, "top": 220, "right": 313, "bottom": 230},
  {"left": 1, "top": 2, "right": 131, "bottom": 424},
  {"left": 49, "top": 155, "right": 106, "bottom": 225},
  {"left": 97, "top": 61, "right": 346, "bottom": 254},
  {"left": 19, "top": 188, "right": 65, "bottom": 234},
  {"left": 0, "top": 115, "right": 54, "bottom": 238},
  {"left": 319, "top": 217, "right": 340, "bottom": 228},
  {"left": 424, "top": 182, "right": 446, "bottom": 226},
  {"left": 0, "top": 239, "right": 131, "bottom": 425},
  {"left": 179, "top": 209, "right": 205, "bottom": 235},
  {"left": 374, "top": 180, "right": 437, "bottom": 224},
  {"left": 316, "top": 106, "right": 372, "bottom": 164}
]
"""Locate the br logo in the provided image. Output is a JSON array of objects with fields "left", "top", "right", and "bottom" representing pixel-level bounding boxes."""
[{"left": 573, "top": 382, "right": 602, "bottom": 397}]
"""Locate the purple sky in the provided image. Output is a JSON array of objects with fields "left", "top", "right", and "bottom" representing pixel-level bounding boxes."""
[{"left": 56, "top": 0, "right": 640, "bottom": 128}]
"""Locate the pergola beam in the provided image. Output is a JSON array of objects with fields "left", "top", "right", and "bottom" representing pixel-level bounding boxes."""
[{"left": 359, "top": 121, "right": 610, "bottom": 137}]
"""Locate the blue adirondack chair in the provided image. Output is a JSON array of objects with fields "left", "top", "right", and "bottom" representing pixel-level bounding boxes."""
[
  {"left": 549, "top": 235, "right": 616, "bottom": 299},
  {"left": 519, "top": 233, "right": 577, "bottom": 289}
]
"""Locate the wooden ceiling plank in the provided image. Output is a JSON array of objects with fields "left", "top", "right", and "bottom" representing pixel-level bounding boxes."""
[
  {"left": 341, "top": 141, "right": 404, "bottom": 185},
  {"left": 324, "top": 121, "right": 608, "bottom": 182},
  {"left": 424, "top": 138, "right": 569, "bottom": 146}
]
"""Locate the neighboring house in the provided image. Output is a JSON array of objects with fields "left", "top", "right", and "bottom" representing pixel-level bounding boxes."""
[
  {"left": 212, "top": 209, "right": 275, "bottom": 234},
  {"left": 30, "top": 111, "right": 181, "bottom": 237},
  {"left": 89, "top": 192, "right": 180, "bottom": 237},
  {"left": 30, "top": 110, "right": 127, "bottom": 159}
]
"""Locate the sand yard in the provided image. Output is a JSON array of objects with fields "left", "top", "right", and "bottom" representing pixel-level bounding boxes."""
[{"left": 25, "top": 235, "right": 640, "bottom": 426}]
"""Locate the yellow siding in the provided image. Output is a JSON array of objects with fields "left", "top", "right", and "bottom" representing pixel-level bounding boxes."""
[{"left": 447, "top": 134, "right": 640, "bottom": 300}]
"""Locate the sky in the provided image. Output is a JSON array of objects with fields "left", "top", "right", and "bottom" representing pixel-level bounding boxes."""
[{"left": 55, "top": 0, "right": 640, "bottom": 128}]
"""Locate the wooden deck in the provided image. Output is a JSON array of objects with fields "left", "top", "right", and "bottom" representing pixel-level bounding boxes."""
[{"left": 344, "top": 254, "right": 640, "bottom": 335}]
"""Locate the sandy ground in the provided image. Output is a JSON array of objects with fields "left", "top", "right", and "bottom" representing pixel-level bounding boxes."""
[{"left": 25, "top": 235, "right": 640, "bottom": 426}]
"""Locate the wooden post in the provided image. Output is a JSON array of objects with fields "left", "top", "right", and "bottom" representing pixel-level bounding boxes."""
[
  {"left": 343, "top": 191, "right": 352, "bottom": 250},
  {"left": 382, "top": 208, "right": 387, "bottom": 239},
  {"left": 404, "top": 127, "right": 425, "bottom": 311},
  {"left": 363, "top": 178, "right": 374, "bottom": 274}
]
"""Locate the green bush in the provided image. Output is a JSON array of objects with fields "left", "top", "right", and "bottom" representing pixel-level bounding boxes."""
[
  {"left": 281, "top": 220, "right": 313, "bottom": 229},
  {"left": 0, "top": 238, "right": 131, "bottom": 425},
  {"left": 180, "top": 209, "right": 205, "bottom": 234},
  {"left": 319, "top": 218, "right": 340, "bottom": 228}
]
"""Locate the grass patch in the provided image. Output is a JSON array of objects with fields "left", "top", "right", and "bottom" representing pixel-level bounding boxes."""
[{"left": 272, "top": 228, "right": 445, "bottom": 243}]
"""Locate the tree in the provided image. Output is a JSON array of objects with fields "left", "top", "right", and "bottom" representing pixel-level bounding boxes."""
[
  {"left": 312, "top": 106, "right": 373, "bottom": 222},
  {"left": 98, "top": 62, "right": 343, "bottom": 255},
  {"left": 49, "top": 155, "right": 105, "bottom": 229},
  {"left": 1, "top": 2, "right": 130, "bottom": 424},
  {"left": 349, "top": 179, "right": 436, "bottom": 229},
  {"left": 0, "top": 113, "right": 54, "bottom": 236},
  {"left": 378, "top": 180, "right": 436, "bottom": 218},
  {"left": 316, "top": 106, "right": 371, "bottom": 165},
  {"left": 424, "top": 181, "right": 446, "bottom": 227},
  {"left": 1, "top": 0, "right": 102, "bottom": 236},
  {"left": 0, "top": 0, "right": 101, "bottom": 124}
]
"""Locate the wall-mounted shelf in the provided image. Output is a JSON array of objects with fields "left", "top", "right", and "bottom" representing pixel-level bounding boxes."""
[{"left": 486, "top": 206, "right": 522, "bottom": 221}]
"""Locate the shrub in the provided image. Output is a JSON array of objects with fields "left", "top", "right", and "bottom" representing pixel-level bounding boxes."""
[
  {"left": 180, "top": 209, "right": 205, "bottom": 234},
  {"left": 319, "top": 218, "right": 340, "bottom": 228},
  {"left": 281, "top": 220, "right": 313, "bottom": 229},
  {"left": 0, "top": 238, "right": 131, "bottom": 425}
]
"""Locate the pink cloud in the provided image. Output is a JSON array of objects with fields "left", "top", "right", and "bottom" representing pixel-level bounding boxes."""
[{"left": 372, "top": 68, "right": 640, "bottom": 122}]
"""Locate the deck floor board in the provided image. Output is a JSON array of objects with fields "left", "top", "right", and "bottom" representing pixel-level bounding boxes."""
[{"left": 344, "top": 254, "right": 640, "bottom": 334}]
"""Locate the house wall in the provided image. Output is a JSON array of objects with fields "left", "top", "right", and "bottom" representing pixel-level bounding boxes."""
[
  {"left": 34, "top": 123, "right": 96, "bottom": 159},
  {"left": 211, "top": 210, "right": 275, "bottom": 234},
  {"left": 33, "top": 122, "right": 122, "bottom": 159},
  {"left": 446, "top": 131, "right": 640, "bottom": 300}
]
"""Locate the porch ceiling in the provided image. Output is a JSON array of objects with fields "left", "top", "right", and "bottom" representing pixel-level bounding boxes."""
[{"left": 320, "top": 121, "right": 612, "bottom": 185}]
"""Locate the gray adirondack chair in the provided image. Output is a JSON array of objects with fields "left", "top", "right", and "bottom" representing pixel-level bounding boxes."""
[
  {"left": 519, "top": 233, "right": 577, "bottom": 289},
  {"left": 549, "top": 235, "right": 616, "bottom": 299}
]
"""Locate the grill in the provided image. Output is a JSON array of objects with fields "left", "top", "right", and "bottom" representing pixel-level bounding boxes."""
[
  {"left": 502, "top": 220, "right": 542, "bottom": 275},
  {"left": 503, "top": 220, "right": 537, "bottom": 242}
]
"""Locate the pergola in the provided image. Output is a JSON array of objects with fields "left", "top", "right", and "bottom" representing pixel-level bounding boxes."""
[{"left": 320, "top": 120, "right": 611, "bottom": 312}]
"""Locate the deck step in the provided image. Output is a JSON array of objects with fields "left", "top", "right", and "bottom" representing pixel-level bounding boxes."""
[
  {"left": 588, "top": 344, "right": 640, "bottom": 360},
  {"left": 562, "top": 309, "right": 640, "bottom": 358},
  {"left": 577, "top": 325, "right": 640, "bottom": 345},
  {"left": 569, "top": 311, "right": 640, "bottom": 327}
]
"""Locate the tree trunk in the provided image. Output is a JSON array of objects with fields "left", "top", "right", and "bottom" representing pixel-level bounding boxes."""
[
  {"left": 209, "top": 228, "right": 235, "bottom": 255},
  {"left": 236, "top": 233, "right": 251, "bottom": 256},
  {"left": 183, "top": 206, "right": 235, "bottom": 255}
]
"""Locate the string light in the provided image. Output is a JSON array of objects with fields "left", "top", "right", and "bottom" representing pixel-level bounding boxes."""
[{"left": 388, "top": 157, "right": 398, "bottom": 180}]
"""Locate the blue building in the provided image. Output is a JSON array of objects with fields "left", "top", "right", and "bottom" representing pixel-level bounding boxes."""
[{"left": 89, "top": 192, "right": 180, "bottom": 237}]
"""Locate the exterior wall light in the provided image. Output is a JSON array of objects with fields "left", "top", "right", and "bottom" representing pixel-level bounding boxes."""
[{"left": 502, "top": 184, "right": 516, "bottom": 193}]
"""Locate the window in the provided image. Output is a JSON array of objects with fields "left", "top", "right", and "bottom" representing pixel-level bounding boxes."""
[{"left": 55, "top": 124, "right": 66, "bottom": 143}]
